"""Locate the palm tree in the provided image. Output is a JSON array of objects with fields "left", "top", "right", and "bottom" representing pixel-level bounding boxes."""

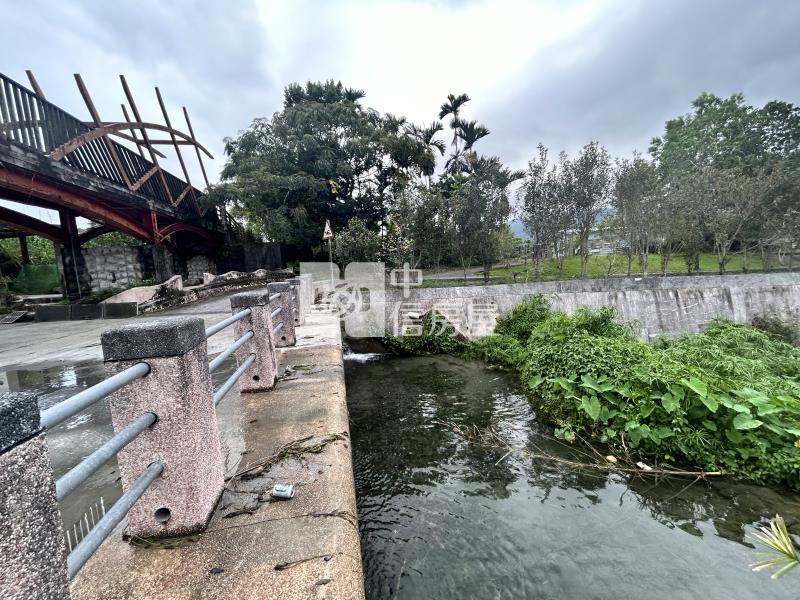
[
  {"left": 406, "top": 122, "right": 447, "bottom": 156},
  {"left": 438, "top": 93, "right": 471, "bottom": 153},
  {"left": 406, "top": 122, "right": 447, "bottom": 184},
  {"left": 456, "top": 120, "right": 490, "bottom": 151},
  {"left": 444, "top": 149, "right": 470, "bottom": 175}
]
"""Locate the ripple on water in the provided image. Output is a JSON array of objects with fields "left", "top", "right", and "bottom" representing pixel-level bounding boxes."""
[{"left": 345, "top": 355, "right": 799, "bottom": 600}]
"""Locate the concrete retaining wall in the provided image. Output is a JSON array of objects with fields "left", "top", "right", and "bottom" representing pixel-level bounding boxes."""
[{"left": 380, "top": 272, "right": 800, "bottom": 340}]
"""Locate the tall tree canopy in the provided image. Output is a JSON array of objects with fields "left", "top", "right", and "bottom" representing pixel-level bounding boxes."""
[{"left": 211, "top": 80, "right": 434, "bottom": 249}]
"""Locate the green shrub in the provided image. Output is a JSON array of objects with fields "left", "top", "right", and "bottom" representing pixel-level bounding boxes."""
[
  {"left": 383, "top": 312, "right": 467, "bottom": 356},
  {"left": 752, "top": 315, "right": 800, "bottom": 347},
  {"left": 466, "top": 335, "right": 526, "bottom": 369},
  {"left": 476, "top": 301, "right": 800, "bottom": 491},
  {"left": 494, "top": 294, "right": 551, "bottom": 341}
]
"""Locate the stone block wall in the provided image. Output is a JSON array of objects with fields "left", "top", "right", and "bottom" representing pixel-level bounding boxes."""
[
  {"left": 186, "top": 255, "right": 217, "bottom": 285},
  {"left": 83, "top": 246, "right": 154, "bottom": 293}
]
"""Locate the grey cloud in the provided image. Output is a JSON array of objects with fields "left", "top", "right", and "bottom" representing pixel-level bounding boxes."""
[{"left": 480, "top": 0, "right": 800, "bottom": 166}]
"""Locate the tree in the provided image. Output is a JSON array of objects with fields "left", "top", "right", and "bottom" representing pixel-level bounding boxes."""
[
  {"left": 563, "top": 141, "right": 613, "bottom": 277},
  {"left": 405, "top": 122, "right": 446, "bottom": 186},
  {"left": 519, "top": 144, "right": 567, "bottom": 277},
  {"left": 614, "top": 153, "right": 659, "bottom": 275},
  {"left": 210, "top": 80, "right": 433, "bottom": 252},
  {"left": 333, "top": 217, "right": 381, "bottom": 265},
  {"left": 689, "top": 168, "right": 778, "bottom": 273},
  {"left": 452, "top": 156, "right": 522, "bottom": 281},
  {"left": 438, "top": 93, "right": 471, "bottom": 152}
]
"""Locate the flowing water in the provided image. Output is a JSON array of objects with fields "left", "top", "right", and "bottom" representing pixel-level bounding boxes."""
[{"left": 345, "top": 354, "right": 799, "bottom": 600}]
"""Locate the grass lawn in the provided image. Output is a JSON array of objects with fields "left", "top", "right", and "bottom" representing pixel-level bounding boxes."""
[{"left": 488, "top": 252, "right": 767, "bottom": 280}]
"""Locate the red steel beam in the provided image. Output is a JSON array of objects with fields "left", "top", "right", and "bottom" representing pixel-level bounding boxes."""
[
  {"left": 0, "top": 205, "right": 65, "bottom": 243},
  {"left": 48, "top": 121, "right": 215, "bottom": 162},
  {"left": 78, "top": 223, "right": 114, "bottom": 245},
  {"left": 157, "top": 221, "right": 219, "bottom": 244},
  {"left": 0, "top": 167, "right": 156, "bottom": 244}
]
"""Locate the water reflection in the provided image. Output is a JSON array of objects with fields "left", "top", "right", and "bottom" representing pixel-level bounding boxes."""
[{"left": 346, "top": 355, "right": 799, "bottom": 600}]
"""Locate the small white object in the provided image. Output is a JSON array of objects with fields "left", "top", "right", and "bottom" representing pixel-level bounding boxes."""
[
  {"left": 406, "top": 311, "right": 422, "bottom": 320},
  {"left": 271, "top": 483, "right": 295, "bottom": 499},
  {"left": 636, "top": 461, "right": 653, "bottom": 471}
]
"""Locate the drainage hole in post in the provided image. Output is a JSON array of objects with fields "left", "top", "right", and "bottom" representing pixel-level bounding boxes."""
[
  {"left": 154, "top": 507, "right": 171, "bottom": 523},
  {"left": 253, "top": 375, "right": 261, "bottom": 382},
  {"left": 281, "top": 336, "right": 286, "bottom": 341}
]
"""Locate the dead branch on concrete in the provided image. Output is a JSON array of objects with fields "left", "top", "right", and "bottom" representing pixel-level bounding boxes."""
[{"left": 226, "top": 432, "right": 349, "bottom": 483}]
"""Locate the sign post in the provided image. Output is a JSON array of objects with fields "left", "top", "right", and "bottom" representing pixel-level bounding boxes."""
[{"left": 322, "top": 219, "right": 334, "bottom": 287}]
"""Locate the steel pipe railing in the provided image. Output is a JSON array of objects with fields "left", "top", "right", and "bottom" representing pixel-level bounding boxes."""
[
  {"left": 209, "top": 330, "right": 254, "bottom": 373},
  {"left": 272, "top": 322, "right": 284, "bottom": 335},
  {"left": 270, "top": 306, "right": 282, "bottom": 319},
  {"left": 204, "top": 308, "right": 251, "bottom": 339},
  {"left": 40, "top": 362, "right": 150, "bottom": 431},
  {"left": 269, "top": 293, "right": 281, "bottom": 302},
  {"left": 55, "top": 412, "right": 157, "bottom": 501},
  {"left": 213, "top": 352, "right": 256, "bottom": 406},
  {"left": 66, "top": 462, "right": 164, "bottom": 579}
]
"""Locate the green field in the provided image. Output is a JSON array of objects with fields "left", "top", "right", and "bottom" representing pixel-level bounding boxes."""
[{"left": 488, "top": 252, "right": 768, "bottom": 280}]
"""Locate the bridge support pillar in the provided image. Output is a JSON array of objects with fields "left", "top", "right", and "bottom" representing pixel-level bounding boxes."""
[
  {"left": 0, "top": 392, "right": 70, "bottom": 599},
  {"left": 57, "top": 209, "right": 92, "bottom": 300}
]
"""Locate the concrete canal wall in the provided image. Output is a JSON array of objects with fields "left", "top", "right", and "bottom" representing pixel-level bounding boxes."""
[{"left": 380, "top": 272, "right": 800, "bottom": 340}]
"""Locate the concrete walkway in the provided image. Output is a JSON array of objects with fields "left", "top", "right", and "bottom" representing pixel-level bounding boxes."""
[
  {"left": 0, "top": 295, "right": 239, "bottom": 369},
  {"left": 69, "top": 310, "right": 364, "bottom": 599}
]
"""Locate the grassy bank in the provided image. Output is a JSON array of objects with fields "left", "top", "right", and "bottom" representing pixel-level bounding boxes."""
[
  {"left": 385, "top": 300, "right": 800, "bottom": 491},
  {"left": 488, "top": 252, "right": 770, "bottom": 280}
]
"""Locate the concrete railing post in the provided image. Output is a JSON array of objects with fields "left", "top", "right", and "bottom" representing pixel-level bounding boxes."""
[
  {"left": 100, "top": 317, "right": 224, "bottom": 538},
  {"left": 288, "top": 278, "right": 305, "bottom": 326},
  {"left": 268, "top": 282, "right": 296, "bottom": 347},
  {"left": 0, "top": 392, "right": 70, "bottom": 599},
  {"left": 299, "top": 273, "right": 314, "bottom": 309},
  {"left": 230, "top": 291, "right": 277, "bottom": 391}
]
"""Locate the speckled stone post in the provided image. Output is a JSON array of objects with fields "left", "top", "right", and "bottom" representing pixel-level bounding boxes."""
[
  {"left": 299, "top": 273, "right": 314, "bottom": 309},
  {"left": 0, "top": 392, "right": 70, "bottom": 600},
  {"left": 101, "top": 317, "right": 224, "bottom": 538},
  {"left": 230, "top": 291, "right": 277, "bottom": 391},
  {"left": 288, "top": 278, "right": 305, "bottom": 326},
  {"left": 268, "top": 282, "right": 296, "bottom": 348}
]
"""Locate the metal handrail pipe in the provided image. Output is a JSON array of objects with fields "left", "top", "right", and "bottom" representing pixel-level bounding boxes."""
[
  {"left": 40, "top": 362, "right": 150, "bottom": 431},
  {"left": 67, "top": 461, "right": 164, "bottom": 579},
  {"left": 209, "top": 330, "right": 254, "bottom": 373},
  {"left": 213, "top": 353, "right": 256, "bottom": 406},
  {"left": 272, "top": 322, "right": 284, "bottom": 336},
  {"left": 55, "top": 412, "right": 157, "bottom": 501},
  {"left": 204, "top": 308, "right": 251, "bottom": 338},
  {"left": 269, "top": 293, "right": 281, "bottom": 302},
  {"left": 270, "top": 306, "right": 282, "bottom": 319}
]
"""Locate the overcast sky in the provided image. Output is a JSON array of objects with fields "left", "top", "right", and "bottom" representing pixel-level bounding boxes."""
[{"left": 3, "top": 0, "right": 800, "bottom": 222}]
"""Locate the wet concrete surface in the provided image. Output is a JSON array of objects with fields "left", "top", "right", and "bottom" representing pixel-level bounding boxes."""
[
  {"left": 0, "top": 294, "right": 239, "bottom": 370},
  {"left": 68, "top": 311, "right": 364, "bottom": 599}
]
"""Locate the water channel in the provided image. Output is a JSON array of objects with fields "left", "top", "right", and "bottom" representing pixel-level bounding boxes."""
[
  {"left": 345, "top": 353, "right": 799, "bottom": 599},
  {"left": 4, "top": 349, "right": 798, "bottom": 598}
]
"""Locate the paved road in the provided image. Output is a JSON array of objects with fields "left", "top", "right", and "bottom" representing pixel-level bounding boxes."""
[{"left": 0, "top": 293, "right": 244, "bottom": 369}]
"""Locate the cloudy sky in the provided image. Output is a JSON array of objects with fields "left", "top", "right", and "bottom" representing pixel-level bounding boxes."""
[{"left": 3, "top": 0, "right": 800, "bottom": 221}]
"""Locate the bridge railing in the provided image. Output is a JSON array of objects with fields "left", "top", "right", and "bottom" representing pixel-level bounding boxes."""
[
  {"left": 0, "top": 73, "right": 210, "bottom": 224},
  {"left": 0, "top": 281, "right": 313, "bottom": 597}
]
